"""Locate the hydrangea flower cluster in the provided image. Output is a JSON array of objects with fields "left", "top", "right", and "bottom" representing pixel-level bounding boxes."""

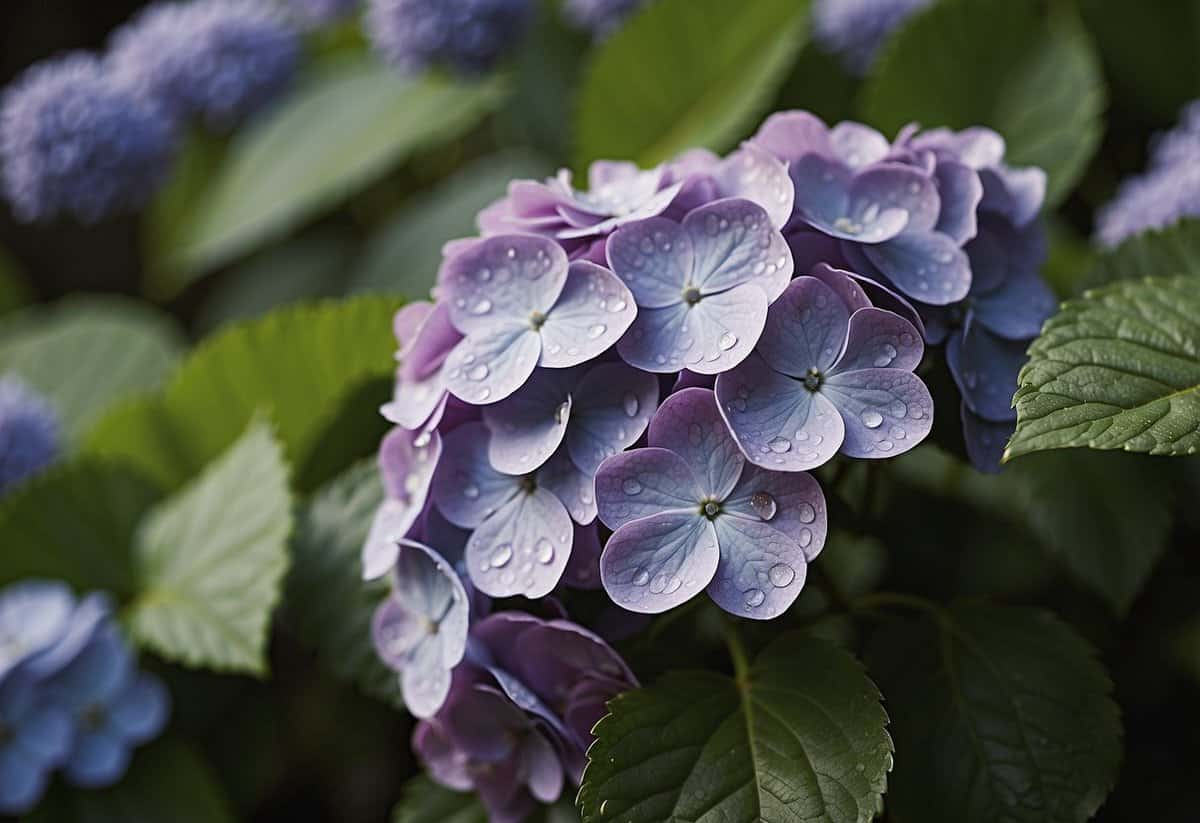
[
  {"left": 107, "top": 0, "right": 300, "bottom": 130},
  {"left": 0, "top": 581, "right": 169, "bottom": 815},
  {"left": 0, "top": 54, "right": 176, "bottom": 223},
  {"left": 812, "top": 0, "right": 932, "bottom": 75},
  {"left": 562, "top": 0, "right": 646, "bottom": 39},
  {"left": 0, "top": 375, "right": 62, "bottom": 494},
  {"left": 365, "top": 0, "right": 533, "bottom": 75},
  {"left": 1096, "top": 99, "right": 1200, "bottom": 248}
]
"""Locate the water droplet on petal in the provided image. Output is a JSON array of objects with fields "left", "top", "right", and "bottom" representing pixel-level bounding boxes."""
[
  {"left": 718, "top": 332, "right": 738, "bottom": 351},
  {"left": 535, "top": 539, "right": 555, "bottom": 564},
  {"left": 798, "top": 529, "right": 812, "bottom": 548},
  {"left": 890, "top": 425, "right": 906, "bottom": 440},
  {"left": 861, "top": 410, "right": 884, "bottom": 429},
  {"left": 649, "top": 574, "right": 669, "bottom": 594},
  {"left": 797, "top": 502, "right": 816, "bottom": 523},
  {"left": 768, "top": 437, "right": 791, "bottom": 453},
  {"left": 588, "top": 323, "right": 607, "bottom": 339},
  {"left": 464, "top": 484, "right": 480, "bottom": 499},
  {"left": 750, "top": 491, "right": 777, "bottom": 521},
  {"left": 768, "top": 563, "right": 795, "bottom": 587},
  {"left": 491, "top": 544, "right": 513, "bottom": 568},
  {"left": 744, "top": 588, "right": 766, "bottom": 607},
  {"left": 873, "top": 344, "right": 898, "bottom": 367},
  {"left": 468, "top": 364, "right": 489, "bottom": 381},
  {"left": 622, "top": 392, "right": 639, "bottom": 417},
  {"left": 555, "top": 401, "right": 570, "bottom": 425},
  {"left": 632, "top": 568, "right": 651, "bottom": 586},
  {"left": 622, "top": 478, "right": 643, "bottom": 495},
  {"left": 469, "top": 299, "right": 492, "bottom": 316}
]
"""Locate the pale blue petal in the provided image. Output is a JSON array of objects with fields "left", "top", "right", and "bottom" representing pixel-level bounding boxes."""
[
  {"left": 107, "top": 673, "right": 169, "bottom": 744},
  {"left": 684, "top": 199, "right": 792, "bottom": 299},
  {"left": 439, "top": 235, "right": 568, "bottom": 334},
  {"left": 756, "top": 276, "right": 851, "bottom": 377},
  {"left": 482, "top": 368, "right": 577, "bottom": 475},
  {"left": 432, "top": 423, "right": 521, "bottom": 529},
  {"left": 606, "top": 216, "right": 692, "bottom": 308},
  {"left": 567, "top": 363, "right": 659, "bottom": 476},
  {"left": 465, "top": 488, "right": 573, "bottom": 598},
  {"left": 831, "top": 307, "right": 925, "bottom": 374},
  {"left": 712, "top": 143, "right": 794, "bottom": 229},
  {"left": 443, "top": 322, "right": 541, "bottom": 405},
  {"left": 648, "top": 388, "right": 744, "bottom": 498},
  {"left": 863, "top": 230, "right": 971, "bottom": 304},
  {"left": 823, "top": 368, "right": 933, "bottom": 457},
  {"left": 707, "top": 517, "right": 807, "bottom": 619},
  {"left": 595, "top": 447, "right": 701, "bottom": 531},
  {"left": 538, "top": 449, "right": 598, "bottom": 525},
  {"left": 600, "top": 511, "right": 718, "bottom": 613},
  {"left": 539, "top": 262, "right": 637, "bottom": 368},
  {"left": 725, "top": 466, "right": 828, "bottom": 560}
]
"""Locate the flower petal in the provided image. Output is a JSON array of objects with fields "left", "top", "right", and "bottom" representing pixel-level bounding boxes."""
[
  {"left": 0, "top": 746, "right": 48, "bottom": 814},
  {"left": 520, "top": 731, "right": 564, "bottom": 803},
  {"left": 380, "top": 426, "right": 441, "bottom": 506},
  {"left": 433, "top": 423, "right": 521, "bottom": 529},
  {"left": 756, "top": 276, "right": 851, "bottom": 377},
  {"left": 538, "top": 449, "right": 598, "bottom": 525},
  {"left": 792, "top": 155, "right": 936, "bottom": 242},
  {"left": 961, "top": 403, "right": 1013, "bottom": 473},
  {"left": 400, "top": 302, "right": 462, "bottom": 383},
  {"left": 15, "top": 704, "right": 73, "bottom": 764},
  {"left": 606, "top": 216, "right": 692, "bottom": 308},
  {"left": 401, "top": 652, "right": 453, "bottom": 721},
  {"left": 443, "top": 322, "right": 542, "bottom": 405},
  {"left": 362, "top": 499, "right": 418, "bottom": 580},
  {"left": 832, "top": 307, "right": 925, "bottom": 374},
  {"left": 725, "top": 466, "right": 828, "bottom": 560},
  {"left": 707, "top": 517, "right": 807, "bottom": 619},
  {"left": 980, "top": 165, "right": 1045, "bottom": 227},
  {"left": 600, "top": 511, "right": 718, "bottom": 614},
  {"left": 932, "top": 160, "right": 983, "bottom": 244},
  {"left": 649, "top": 387, "right": 744, "bottom": 498},
  {"left": 595, "top": 447, "right": 702, "bottom": 530},
  {"left": 945, "top": 318, "right": 1027, "bottom": 422},
  {"left": 712, "top": 143, "right": 794, "bottom": 229},
  {"left": 684, "top": 199, "right": 792, "bottom": 299},
  {"left": 828, "top": 121, "right": 890, "bottom": 168},
  {"left": 807, "top": 262, "right": 873, "bottom": 313},
  {"left": 752, "top": 110, "right": 833, "bottom": 163},
  {"left": 716, "top": 353, "right": 845, "bottom": 471},
  {"left": 64, "top": 729, "right": 130, "bottom": 788},
  {"left": 823, "top": 368, "right": 933, "bottom": 457},
  {"left": 567, "top": 363, "right": 659, "bottom": 476},
  {"left": 539, "top": 262, "right": 637, "bottom": 368},
  {"left": 466, "top": 489, "right": 573, "bottom": 598},
  {"left": 618, "top": 285, "right": 768, "bottom": 375},
  {"left": 862, "top": 230, "right": 971, "bottom": 305},
  {"left": 562, "top": 522, "right": 603, "bottom": 589},
  {"left": 482, "top": 368, "right": 577, "bottom": 475},
  {"left": 107, "top": 673, "right": 170, "bottom": 744},
  {"left": 394, "top": 542, "right": 470, "bottom": 665},
  {"left": 439, "top": 235, "right": 568, "bottom": 334}
]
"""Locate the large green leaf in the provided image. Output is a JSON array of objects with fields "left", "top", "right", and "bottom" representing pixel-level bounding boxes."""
[
  {"left": 286, "top": 460, "right": 400, "bottom": 705},
  {"left": 1083, "top": 219, "right": 1200, "bottom": 290},
  {"left": 1006, "top": 276, "right": 1200, "bottom": 458},
  {"left": 867, "top": 604, "right": 1121, "bottom": 823},
  {"left": 393, "top": 777, "right": 487, "bottom": 823},
  {"left": 27, "top": 739, "right": 235, "bottom": 823},
  {"left": 578, "top": 633, "right": 891, "bottom": 823},
  {"left": 129, "top": 422, "right": 293, "bottom": 675},
  {"left": 351, "top": 150, "right": 552, "bottom": 297},
  {"left": 85, "top": 295, "right": 400, "bottom": 491},
  {"left": 861, "top": 0, "right": 1105, "bottom": 206},
  {"left": 0, "top": 459, "right": 161, "bottom": 595},
  {"left": 0, "top": 297, "right": 184, "bottom": 442},
  {"left": 164, "top": 55, "right": 507, "bottom": 274},
  {"left": 574, "top": 0, "right": 809, "bottom": 170}
]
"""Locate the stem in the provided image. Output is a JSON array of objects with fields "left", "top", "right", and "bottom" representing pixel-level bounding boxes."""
[{"left": 722, "top": 619, "right": 752, "bottom": 686}]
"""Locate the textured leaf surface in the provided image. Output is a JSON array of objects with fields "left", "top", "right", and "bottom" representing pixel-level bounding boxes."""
[
  {"left": 85, "top": 295, "right": 400, "bottom": 490},
  {"left": 0, "top": 297, "right": 184, "bottom": 442},
  {"left": 1084, "top": 219, "right": 1200, "bottom": 290},
  {"left": 575, "top": 0, "right": 809, "bottom": 169},
  {"left": 393, "top": 776, "right": 487, "bottom": 823},
  {"left": 1007, "top": 276, "right": 1200, "bottom": 458},
  {"left": 286, "top": 460, "right": 401, "bottom": 705},
  {"left": 867, "top": 604, "right": 1121, "bottom": 823},
  {"left": 0, "top": 459, "right": 160, "bottom": 595},
  {"left": 862, "top": 0, "right": 1105, "bottom": 206},
  {"left": 166, "top": 56, "right": 507, "bottom": 272},
  {"left": 578, "top": 633, "right": 891, "bottom": 823},
  {"left": 129, "top": 422, "right": 293, "bottom": 675}
]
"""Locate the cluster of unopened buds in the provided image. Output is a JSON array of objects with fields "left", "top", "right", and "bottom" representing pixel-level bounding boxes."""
[{"left": 364, "top": 108, "right": 1054, "bottom": 819}]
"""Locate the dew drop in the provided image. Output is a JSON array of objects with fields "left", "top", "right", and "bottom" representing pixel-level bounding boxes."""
[
  {"left": 588, "top": 323, "right": 607, "bottom": 339},
  {"left": 744, "top": 588, "right": 766, "bottom": 607},
  {"left": 649, "top": 574, "right": 669, "bottom": 594},
  {"left": 860, "top": 410, "right": 884, "bottom": 429},
  {"left": 632, "top": 568, "right": 651, "bottom": 586},
  {"left": 750, "top": 491, "right": 777, "bottom": 521},
  {"left": 535, "top": 539, "right": 555, "bottom": 565},
  {"left": 768, "top": 437, "right": 791, "bottom": 454},
  {"left": 467, "top": 364, "right": 489, "bottom": 381},
  {"left": 490, "top": 544, "right": 513, "bottom": 568},
  {"left": 608, "top": 298, "right": 628, "bottom": 313},
  {"left": 797, "top": 502, "right": 816, "bottom": 523},
  {"left": 555, "top": 401, "right": 570, "bottom": 425},
  {"left": 798, "top": 528, "right": 813, "bottom": 548},
  {"left": 873, "top": 343, "right": 898, "bottom": 367},
  {"left": 878, "top": 440, "right": 894, "bottom": 452},
  {"left": 469, "top": 298, "right": 492, "bottom": 316},
  {"left": 768, "top": 563, "right": 795, "bottom": 587},
  {"left": 464, "top": 484, "right": 480, "bottom": 499},
  {"left": 718, "top": 332, "right": 738, "bottom": 351},
  {"left": 622, "top": 392, "right": 639, "bottom": 417},
  {"left": 622, "top": 478, "right": 643, "bottom": 495},
  {"left": 413, "top": 431, "right": 432, "bottom": 448},
  {"left": 890, "top": 425, "right": 906, "bottom": 440}
]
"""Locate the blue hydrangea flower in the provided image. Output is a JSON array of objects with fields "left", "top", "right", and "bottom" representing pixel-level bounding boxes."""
[
  {"left": 366, "top": 0, "right": 533, "bottom": 75},
  {"left": 1096, "top": 99, "right": 1200, "bottom": 248},
  {"left": 812, "top": 0, "right": 933, "bottom": 75},
  {"left": 437, "top": 237, "right": 636, "bottom": 405},
  {"left": 562, "top": 0, "right": 645, "bottom": 39},
  {"left": 107, "top": 0, "right": 300, "bottom": 130},
  {"left": 362, "top": 426, "right": 443, "bottom": 580},
  {"left": 0, "top": 53, "right": 175, "bottom": 223},
  {"left": 372, "top": 541, "right": 470, "bottom": 717},
  {"left": 715, "top": 265, "right": 933, "bottom": 470},
  {"left": 594, "top": 387, "right": 826, "bottom": 617},
  {"left": 0, "top": 376, "right": 62, "bottom": 494},
  {"left": 605, "top": 199, "right": 793, "bottom": 374}
]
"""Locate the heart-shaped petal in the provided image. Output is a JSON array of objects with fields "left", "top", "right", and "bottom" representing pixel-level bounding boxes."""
[
  {"left": 600, "top": 510, "right": 719, "bottom": 614},
  {"left": 831, "top": 307, "right": 925, "bottom": 374},
  {"left": 440, "top": 235, "right": 569, "bottom": 335},
  {"left": 649, "top": 387, "right": 745, "bottom": 498},
  {"left": 792, "top": 155, "right": 938, "bottom": 243},
  {"left": 712, "top": 143, "right": 795, "bottom": 229},
  {"left": 685, "top": 198, "right": 792, "bottom": 299},
  {"left": 538, "top": 261, "right": 637, "bottom": 368},
  {"left": 443, "top": 323, "right": 542, "bottom": 405},
  {"left": 725, "top": 466, "right": 828, "bottom": 560},
  {"left": 465, "top": 488, "right": 574, "bottom": 598},
  {"left": 606, "top": 216, "right": 692, "bottom": 308},
  {"left": 707, "top": 517, "right": 808, "bottom": 619},
  {"left": 823, "top": 368, "right": 933, "bottom": 457},
  {"left": 595, "top": 447, "right": 702, "bottom": 530},
  {"left": 756, "top": 276, "right": 852, "bottom": 377}
]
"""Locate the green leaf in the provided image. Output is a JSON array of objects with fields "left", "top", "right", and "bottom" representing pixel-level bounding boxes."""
[
  {"left": 0, "top": 297, "right": 185, "bottom": 443},
  {"left": 286, "top": 459, "right": 401, "bottom": 705},
  {"left": 129, "top": 421, "right": 293, "bottom": 675},
  {"left": 393, "top": 776, "right": 487, "bottom": 823},
  {"left": 1083, "top": 219, "right": 1200, "bottom": 290},
  {"left": 0, "top": 244, "right": 31, "bottom": 317},
  {"left": 165, "top": 55, "right": 507, "bottom": 273},
  {"left": 574, "top": 0, "right": 809, "bottom": 170},
  {"left": 351, "top": 150, "right": 552, "bottom": 298},
  {"left": 867, "top": 603, "right": 1121, "bottom": 823},
  {"left": 27, "top": 739, "right": 235, "bottom": 823},
  {"left": 578, "top": 632, "right": 891, "bottom": 823},
  {"left": 1006, "top": 276, "right": 1200, "bottom": 458},
  {"left": 85, "top": 295, "right": 400, "bottom": 491},
  {"left": 0, "top": 459, "right": 161, "bottom": 595},
  {"left": 861, "top": 0, "right": 1106, "bottom": 206}
]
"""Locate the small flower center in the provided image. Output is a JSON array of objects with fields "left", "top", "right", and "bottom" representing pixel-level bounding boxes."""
[
  {"left": 81, "top": 704, "right": 107, "bottom": 731},
  {"left": 519, "top": 475, "right": 538, "bottom": 495},
  {"left": 803, "top": 367, "right": 823, "bottom": 392},
  {"left": 681, "top": 286, "right": 702, "bottom": 306},
  {"left": 529, "top": 311, "right": 547, "bottom": 330},
  {"left": 700, "top": 499, "right": 721, "bottom": 519}
]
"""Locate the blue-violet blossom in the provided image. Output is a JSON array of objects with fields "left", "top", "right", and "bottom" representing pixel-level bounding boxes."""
[
  {"left": 0, "top": 376, "right": 62, "bottom": 494},
  {"left": 366, "top": 0, "right": 534, "bottom": 75}
]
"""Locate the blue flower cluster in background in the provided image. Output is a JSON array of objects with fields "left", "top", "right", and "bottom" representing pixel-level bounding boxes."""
[
  {"left": 0, "top": 581, "right": 169, "bottom": 815},
  {"left": 365, "top": 0, "right": 534, "bottom": 74},
  {"left": 0, "top": 375, "right": 61, "bottom": 494},
  {"left": 1096, "top": 100, "right": 1200, "bottom": 248},
  {"left": 812, "top": 0, "right": 933, "bottom": 75},
  {"left": 562, "top": 0, "right": 646, "bottom": 39}
]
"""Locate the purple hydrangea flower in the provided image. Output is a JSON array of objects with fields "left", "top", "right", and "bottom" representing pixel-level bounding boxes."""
[
  {"left": 605, "top": 198, "right": 793, "bottom": 374},
  {"left": 716, "top": 265, "right": 933, "bottom": 470},
  {"left": 562, "top": 0, "right": 645, "bottom": 39},
  {"left": 0, "top": 53, "right": 175, "bottom": 223},
  {"left": 366, "top": 0, "right": 534, "bottom": 75},
  {"left": 665, "top": 143, "right": 795, "bottom": 230},
  {"left": 1096, "top": 99, "right": 1200, "bottom": 248},
  {"left": 362, "top": 426, "right": 443, "bottom": 580},
  {"left": 380, "top": 302, "right": 463, "bottom": 432},
  {"left": 479, "top": 161, "right": 684, "bottom": 245},
  {"left": 0, "top": 376, "right": 62, "bottom": 494},
  {"left": 107, "top": 0, "right": 300, "bottom": 130},
  {"left": 594, "top": 388, "right": 827, "bottom": 618},
  {"left": 812, "top": 0, "right": 933, "bottom": 75},
  {"left": 438, "top": 236, "right": 636, "bottom": 405},
  {"left": 372, "top": 541, "right": 470, "bottom": 717}
]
